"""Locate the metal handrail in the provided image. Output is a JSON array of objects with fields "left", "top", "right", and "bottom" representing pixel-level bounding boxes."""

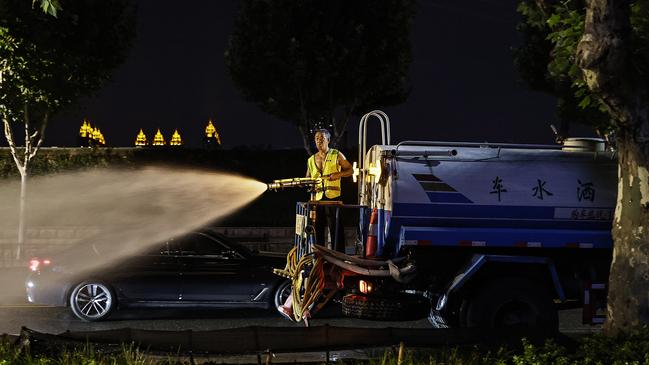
[
  {"left": 357, "top": 110, "right": 391, "bottom": 203},
  {"left": 395, "top": 140, "right": 563, "bottom": 152}
]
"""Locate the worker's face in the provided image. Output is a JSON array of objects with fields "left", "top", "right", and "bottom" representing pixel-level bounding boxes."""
[{"left": 315, "top": 132, "right": 329, "bottom": 151}]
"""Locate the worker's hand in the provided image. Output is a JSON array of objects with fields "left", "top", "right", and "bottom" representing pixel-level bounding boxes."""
[{"left": 328, "top": 172, "right": 340, "bottom": 181}]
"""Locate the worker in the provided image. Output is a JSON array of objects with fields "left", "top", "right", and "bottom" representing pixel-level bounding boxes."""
[
  {"left": 306, "top": 128, "right": 353, "bottom": 252},
  {"left": 278, "top": 128, "right": 352, "bottom": 324}
]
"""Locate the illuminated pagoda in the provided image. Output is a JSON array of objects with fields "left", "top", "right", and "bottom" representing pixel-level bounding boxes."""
[
  {"left": 78, "top": 120, "right": 106, "bottom": 147},
  {"left": 152, "top": 128, "right": 166, "bottom": 146},
  {"left": 204, "top": 119, "right": 221, "bottom": 148},
  {"left": 78, "top": 119, "right": 93, "bottom": 147},
  {"left": 92, "top": 127, "right": 106, "bottom": 146},
  {"left": 169, "top": 129, "right": 183, "bottom": 146},
  {"left": 134, "top": 129, "right": 148, "bottom": 147}
]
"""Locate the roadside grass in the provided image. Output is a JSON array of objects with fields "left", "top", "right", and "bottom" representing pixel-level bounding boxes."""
[
  {"left": 0, "top": 338, "right": 175, "bottom": 365},
  {"left": 345, "top": 328, "right": 649, "bottom": 365},
  {"left": 3, "top": 328, "right": 649, "bottom": 365}
]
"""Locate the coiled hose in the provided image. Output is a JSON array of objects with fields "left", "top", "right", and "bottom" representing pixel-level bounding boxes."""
[{"left": 274, "top": 246, "right": 326, "bottom": 322}]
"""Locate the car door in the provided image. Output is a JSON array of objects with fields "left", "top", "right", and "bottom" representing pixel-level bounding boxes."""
[
  {"left": 177, "top": 233, "right": 259, "bottom": 303},
  {"left": 106, "top": 241, "right": 182, "bottom": 302}
]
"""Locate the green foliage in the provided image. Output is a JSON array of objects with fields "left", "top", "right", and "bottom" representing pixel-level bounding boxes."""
[
  {"left": 512, "top": 339, "right": 571, "bottom": 365},
  {"left": 0, "top": 339, "right": 159, "bottom": 365},
  {"left": 225, "top": 0, "right": 415, "bottom": 147},
  {"left": 0, "top": 0, "right": 136, "bottom": 124},
  {"left": 4, "top": 330, "right": 649, "bottom": 364},
  {"left": 515, "top": 0, "right": 649, "bottom": 135},
  {"left": 515, "top": 1, "right": 607, "bottom": 135},
  {"left": 508, "top": 328, "right": 649, "bottom": 365},
  {"left": 0, "top": 148, "right": 137, "bottom": 179},
  {"left": 35, "top": 0, "right": 62, "bottom": 17}
]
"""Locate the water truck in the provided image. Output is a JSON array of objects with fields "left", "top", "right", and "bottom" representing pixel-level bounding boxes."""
[{"left": 270, "top": 111, "right": 616, "bottom": 330}]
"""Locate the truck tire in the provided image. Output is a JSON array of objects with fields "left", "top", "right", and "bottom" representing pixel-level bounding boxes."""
[
  {"left": 342, "top": 294, "right": 427, "bottom": 321},
  {"left": 463, "top": 278, "right": 558, "bottom": 332}
]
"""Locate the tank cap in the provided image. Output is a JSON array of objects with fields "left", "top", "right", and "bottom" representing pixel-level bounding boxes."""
[{"left": 562, "top": 138, "right": 605, "bottom": 152}]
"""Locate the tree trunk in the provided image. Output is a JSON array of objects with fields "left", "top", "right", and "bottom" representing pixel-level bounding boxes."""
[
  {"left": 2, "top": 107, "right": 47, "bottom": 262},
  {"left": 576, "top": 0, "right": 649, "bottom": 334},
  {"left": 16, "top": 171, "right": 27, "bottom": 261},
  {"left": 606, "top": 134, "right": 649, "bottom": 334}
]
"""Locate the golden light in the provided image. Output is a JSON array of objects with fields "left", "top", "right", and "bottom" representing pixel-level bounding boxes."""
[
  {"left": 205, "top": 119, "right": 221, "bottom": 145},
  {"left": 92, "top": 127, "right": 101, "bottom": 141},
  {"left": 205, "top": 120, "right": 216, "bottom": 138},
  {"left": 97, "top": 130, "right": 106, "bottom": 146},
  {"left": 359, "top": 280, "right": 374, "bottom": 295},
  {"left": 169, "top": 129, "right": 183, "bottom": 146},
  {"left": 352, "top": 161, "right": 359, "bottom": 183},
  {"left": 214, "top": 129, "right": 221, "bottom": 145},
  {"left": 152, "top": 128, "right": 166, "bottom": 146},
  {"left": 367, "top": 161, "right": 382, "bottom": 182},
  {"left": 135, "top": 129, "right": 147, "bottom": 147},
  {"left": 79, "top": 120, "right": 91, "bottom": 137}
]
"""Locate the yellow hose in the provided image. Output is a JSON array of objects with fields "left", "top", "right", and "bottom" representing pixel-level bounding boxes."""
[
  {"left": 273, "top": 246, "right": 327, "bottom": 322},
  {"left": 291, "top": 255, "right": 325, "bottom": 321}
]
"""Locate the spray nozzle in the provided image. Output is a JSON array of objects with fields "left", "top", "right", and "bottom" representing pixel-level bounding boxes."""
[{"left": 267, "top": 177, "right": 323, "bottom": 192}]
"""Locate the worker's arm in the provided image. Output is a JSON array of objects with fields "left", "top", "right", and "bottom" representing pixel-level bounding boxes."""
[{"left": 329, "top": 152, "right": 353, "bottom": 180}]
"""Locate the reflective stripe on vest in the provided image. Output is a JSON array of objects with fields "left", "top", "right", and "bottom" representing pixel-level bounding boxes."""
[{"left": 307, "top": 149, "right": 341, "bottom": 200}]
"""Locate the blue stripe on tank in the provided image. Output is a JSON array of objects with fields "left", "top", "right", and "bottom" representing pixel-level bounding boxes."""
[
  {"left": 394, "top": 203, "right": 598, "bottom": 220},
  {"left": 398, "top": 226, "right": 613, "bottom": 249}
]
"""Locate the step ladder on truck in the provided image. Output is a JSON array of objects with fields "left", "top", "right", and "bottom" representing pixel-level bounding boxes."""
[{"left": 269, "top": 110, "right": 615, "bottom": 330}]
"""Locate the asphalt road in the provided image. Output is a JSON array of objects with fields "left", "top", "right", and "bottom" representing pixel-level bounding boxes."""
[{"left": 0, "top": 304, "right": 600, "bottom": 336}]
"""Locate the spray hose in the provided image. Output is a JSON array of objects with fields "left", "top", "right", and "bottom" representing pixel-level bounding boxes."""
[
  {"left": 273, "top": 246, "right": 326, "bottom": 322},
  {"left": 274, "top": 244, "right": 416, "bottom": 322}
]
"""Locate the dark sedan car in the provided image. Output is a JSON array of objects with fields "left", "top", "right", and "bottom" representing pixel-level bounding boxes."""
[{"left": 26, "top": 231, "right": 291, "bottom": 321}]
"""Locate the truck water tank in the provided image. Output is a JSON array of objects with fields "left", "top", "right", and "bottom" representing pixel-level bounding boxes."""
[{"left": 363, "top": 142, "right": 617, "bottom": 256}]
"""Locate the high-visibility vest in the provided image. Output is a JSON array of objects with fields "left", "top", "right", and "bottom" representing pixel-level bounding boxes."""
[{"left": 307, "top": 148, "right": 341, "bottom": 200}]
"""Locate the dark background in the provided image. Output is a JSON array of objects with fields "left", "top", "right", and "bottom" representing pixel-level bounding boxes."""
[{"left": 4, "top": 0, "right": 596, "bottom": 149}]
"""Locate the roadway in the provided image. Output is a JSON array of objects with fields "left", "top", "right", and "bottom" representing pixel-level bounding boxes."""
[{"left": 0, "top": 304, "right": 599, "bottom": 336}]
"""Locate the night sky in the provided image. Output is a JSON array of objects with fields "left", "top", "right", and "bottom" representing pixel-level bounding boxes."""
[{"left": 31, "top": 1, "right": 594, "bottom": 149}]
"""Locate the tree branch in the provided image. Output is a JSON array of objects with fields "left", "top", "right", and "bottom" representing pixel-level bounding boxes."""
[
  {"left": 29, "top": 111, "right": 48, "bottom": 160},
  {"left": 333, "top": 106, "right": 352, "bottom": 148},
  {"left": 576, "top": 0, "right": 632, "bottom": 123},
  {"left": 2, "top": 116, "right": 25, "bottom": 174},
  {"left": 23, "top": 103, "right": 30, "bottom": 167}
]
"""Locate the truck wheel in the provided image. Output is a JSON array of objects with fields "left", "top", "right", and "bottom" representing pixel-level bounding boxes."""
[
  {"left": 463, "top": 278, "right": 558, "bottom": 332},
  {"left": 342, "top": 294, "right": 427, "bottom": 321}
]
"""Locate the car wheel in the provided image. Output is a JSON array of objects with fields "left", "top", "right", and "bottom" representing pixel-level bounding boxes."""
[
  {"left": 69, "top": 281, "right": 116, "bottom": 322},
  {"left": 273, "top": 280, "right": 292, "bottom": 311}
]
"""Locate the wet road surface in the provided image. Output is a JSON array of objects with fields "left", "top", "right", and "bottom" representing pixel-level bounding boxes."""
[{"left": 0, "top": 304, "right": 599, "bottom": 336}]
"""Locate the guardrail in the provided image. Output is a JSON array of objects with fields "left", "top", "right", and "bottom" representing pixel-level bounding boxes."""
[{"left": 18, "top": 325, "right": 560, "bottom": 358}]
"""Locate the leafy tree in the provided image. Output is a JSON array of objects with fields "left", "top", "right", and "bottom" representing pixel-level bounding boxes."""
[
  {"left": 225, "top": 0, "right": 415, "bottom": 153},
  {"left": 35, "top": 0, "right": 62, "bottom": 17},
  {"left": 0, "top": 0, "right": 136, "bottom": 260},
  {"left": 516, "top": 0, "right": 649, "bottom": 334}
]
